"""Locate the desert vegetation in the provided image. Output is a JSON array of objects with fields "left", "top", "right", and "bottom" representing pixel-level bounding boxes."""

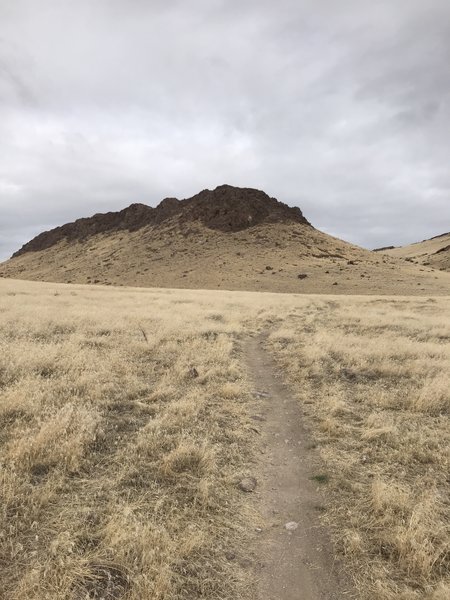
[
  {"left": 0, "top": 278, "right": 448, "bottom": 599},
  {"left": 0, "top": 280, "right": 259, "bottom": 600},
  {"left": 386, "top": 232, "right": 450, "bottom": 272},
  {"left": 268, "top": 297, "right": 450, "bottom": 599}
]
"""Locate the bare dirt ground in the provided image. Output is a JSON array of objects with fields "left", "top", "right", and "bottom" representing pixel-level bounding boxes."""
[{"left": 245, "top": 334, "right": 354, "bottom": 600}]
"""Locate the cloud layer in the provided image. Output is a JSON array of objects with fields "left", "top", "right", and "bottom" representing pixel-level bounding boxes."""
[{"left": 1, "top": 0, "right": 449, "bottom": 259}]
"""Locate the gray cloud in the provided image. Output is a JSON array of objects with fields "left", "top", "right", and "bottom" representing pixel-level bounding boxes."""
[{"left": 1, "top": 0, "right": 450, "bottom": 260}]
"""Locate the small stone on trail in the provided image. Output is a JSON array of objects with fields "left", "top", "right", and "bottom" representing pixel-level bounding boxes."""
[
  {"left": 297, "top": 273, "right": 308, "bottom": 279},
  {"left": 239, "top": 557, "right": 253, "bottom": 568},
  {"left": 188, "top": 366, "right": 199, "bottom": 378},
  {"left": 225, "top": 551, "right": 236, "bottom": 561},
  {"left": 253, "top": 390, "right": 270, "bottom": 398},
  {"left": 238, "top": 476, "right": 257, "bottom": 492},
  {"left": 285, "top": 521, "right": 299, "bottom": 531},
  {"left": 251, "top": 414, "right": 265, "bottom": 422}
]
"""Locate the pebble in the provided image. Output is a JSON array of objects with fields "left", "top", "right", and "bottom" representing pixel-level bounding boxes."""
[
  {"left": 252, "top": 390, "right": 270, "bottom": 398},
  {"left": 225, "top": 551, "right": 236, "bottom": 561},
  {"left": 285, "top": 521, "right": 299, "bottom": 531},
  {"left": 251, "top": 414, "right": 265, "bottom": 422},
  {"left": 238, "top": 476, "right": 257, "bottom": 492}
]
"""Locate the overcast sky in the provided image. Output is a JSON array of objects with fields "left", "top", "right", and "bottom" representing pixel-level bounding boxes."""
[{"left": 1, "top": 0, "right": 449, "bottom": 260}]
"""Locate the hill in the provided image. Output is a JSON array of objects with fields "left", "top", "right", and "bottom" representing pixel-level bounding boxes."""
[
  {"left": 1, "top": 185, "right": 449, "bottom": 294},
  {"left": 381, "top": 232, "right": 450, "bottom": 272}
]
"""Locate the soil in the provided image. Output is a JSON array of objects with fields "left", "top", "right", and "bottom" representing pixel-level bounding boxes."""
[{"left": 244, "top": 334, "right": 354, "bottom": 600}]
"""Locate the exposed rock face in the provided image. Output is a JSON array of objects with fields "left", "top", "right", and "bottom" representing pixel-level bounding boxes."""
[
  {"left": 373, "top": 246, "right": 396, "bottom": 252},
  {"left": 179, "top": 185, "right": 309, "bottom": 232},
  {"left": 12, "top": 185, "right": 310, "bottom": 257},
  {"left": 12, "top": 203, "right": 154, "bottom": 257},
  {"left": 434, "top": 244, "right": 450, "bottom": 255},
  {"left": 429, "top": 232, "right": 450, "bottom": 240}
]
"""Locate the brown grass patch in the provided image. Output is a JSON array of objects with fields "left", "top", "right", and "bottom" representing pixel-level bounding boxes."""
[
  {"left": 268, "top": 296, "right": 450, "bottom": 599},
  {"left": 1, "top": 279, "right": 449, "bottom": 599}
]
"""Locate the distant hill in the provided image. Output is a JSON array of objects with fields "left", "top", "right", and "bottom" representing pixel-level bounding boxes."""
[
  {"left": 1, "top": 185, "right": 449, "bottom": 295},
  {"left": 12, "top": 185, "right": 309, "bottom": 257},
  {"left": 383, "top": 232, "right": 450, "bottom": 272}
]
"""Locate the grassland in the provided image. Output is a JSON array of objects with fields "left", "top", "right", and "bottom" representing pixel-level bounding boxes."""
[
  {"left": 0, "top": 278, "right": 449, "bottom": 599},
  {"left": 386, "top": 232, "right": 450, "bottom": 273},
  {"left": 268, "top": 298, "right": 450, "bottom": 599}
]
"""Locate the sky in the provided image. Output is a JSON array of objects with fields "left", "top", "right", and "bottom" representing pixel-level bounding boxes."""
[{"left": 1, "top": 0, "right": 450, "bottom": 260}]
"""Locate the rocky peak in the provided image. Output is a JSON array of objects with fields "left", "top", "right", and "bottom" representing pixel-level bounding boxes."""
[
  {"left": 12, "top": 185, "right": 310, "bottom": 257},
  {"left": 179, "top": 185, "right": 309, "bottom": 232}
]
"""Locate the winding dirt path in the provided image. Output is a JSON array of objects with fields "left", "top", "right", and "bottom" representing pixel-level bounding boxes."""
[{"left": 245, "top": 334, "right": 353, "bottom": 600}]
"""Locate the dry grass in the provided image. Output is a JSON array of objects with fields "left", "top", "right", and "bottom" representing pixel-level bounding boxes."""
[
  {"left": 1, "top": 278, "right": 449, "bottom": 599},
  {"left": 386, "top": 232, "right": 450, "bottom": 272},
  {"left": 268, "top": 296, "right": 450, "bottom": 599},
  {"left": 0, "top": 279, "right": 262, "bottom": 600}
]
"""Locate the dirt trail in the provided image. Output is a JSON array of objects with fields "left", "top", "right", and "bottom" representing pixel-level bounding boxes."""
[{"left": 244, "top": 334, "right": 353, "bottom": 600}]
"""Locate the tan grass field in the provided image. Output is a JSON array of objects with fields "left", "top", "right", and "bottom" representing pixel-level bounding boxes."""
[
  {"left": 386, "top": 232, "right": 450, "bottom": 273},
  {"left": 0, "top": 278, "right": 449, "bottom": 599}
]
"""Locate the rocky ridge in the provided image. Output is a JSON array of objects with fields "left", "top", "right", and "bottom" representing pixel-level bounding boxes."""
[{"left": 13, "top": 185, "right": 310, "bottom": 257}]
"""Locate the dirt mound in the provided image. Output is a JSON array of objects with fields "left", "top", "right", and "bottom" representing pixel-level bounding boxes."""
[{"left": 12, "top": 185, "right": 309, "bottom": 257}]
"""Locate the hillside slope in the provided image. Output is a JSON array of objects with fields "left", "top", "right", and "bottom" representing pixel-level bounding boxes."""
[
  {"left": 383, "top": 232, "right": 450, "bottom": 272},
  {"left": 1, "top": 185, "right": 449, "bottom": 294}
]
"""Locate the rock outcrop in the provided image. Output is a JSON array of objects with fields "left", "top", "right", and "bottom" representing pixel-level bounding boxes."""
[{"left": 13, "top": 185, "right": 310, "bottom": 257}]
